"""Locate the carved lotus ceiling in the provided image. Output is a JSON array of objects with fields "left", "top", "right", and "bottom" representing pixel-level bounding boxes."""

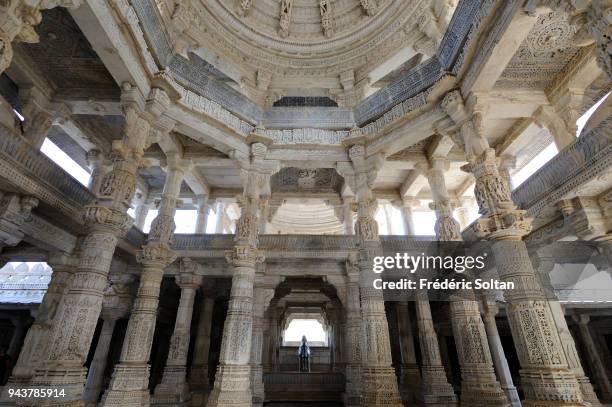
[
  {"left": 496, "top": 11, "right": 585, "bottom": 90},
  {"left": 157, "top": 0, "right": 456, "bottom": 106}
]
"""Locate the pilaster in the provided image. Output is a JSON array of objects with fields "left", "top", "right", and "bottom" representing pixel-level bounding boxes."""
[
  {"left": 395, "top": 302, "right": 420, "bottom": 405},
  {"left": 573, "top": 314, "right": 612, "bottom": 401},
  {"left": 190, "top": 293, "right": 215, "bottom": 404}
]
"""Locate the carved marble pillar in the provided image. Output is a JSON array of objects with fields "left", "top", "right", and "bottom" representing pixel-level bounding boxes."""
[
  {"left": 573, "top": 314, "right": 612, "bottom": 401},
  {"left": 133, "top": 196, "right": 151, "bottom": 231},
  {"left": 479, "top": 298, "right": 522, "bottom": 407},
  {"left": 153, "top": 269, "right": 202, "bottom": 405},
  {"left": 190, "top": 295, "right": 215, "bottom": 403},
  {"left": 342, "top": 197, "right": 354, "bottom": 234},
  {"left": 83, "top": 273, "right": 133, "bottom": 406},
  {"left": 207, "top": 142, "right": 272, "bottom": 407},
  {"left": 454, "top": 197, "right": 473, "bottom": 231},
  {"left": 7, "top": 252, "right": 76, "bottom": 384},
  {"left": 195, "top": 194, "right": 210, "bottom": 234},
  {"left": 343, "top": 261, "right": 362, "bottom": 406},
  {"left": 86, "top": 149, "right": 110, "bottom": 195},
  {"left": 82, "top": 317, "right": 117, "bottom": 406},
  {"left": 534, "top": 258, "right": 602, "bottom": 406},
  {"left": 250, "top": 284, "right": 272, "bottom": 406},
  {"left": 442, "top": 89, "right": 586, "bottom": 406},
  {"left": 102, "top": 152, "right": 189, "bottom": 407},
  {"left": 347, "top": 144, "right": 403, "bottom": 406},
  {"left": 259, "top": 197, "right": 269, "bottom": 234},
  {"left": 30, "top": 84, "right": 153, "bottom": 405},
  {"left": 395, "top": 302, "right": 420, "bottom": 405},
  {"left": 415, "top": 289, "right": 458, "bottom": 406},
  {"left": 498, "top": 155, "right": 516, "bottom": 192},
  {"left": 396, "top": 197, "right": 417, "bottom": 235},
  {"left": 427, "top": 157, "right": 461, "bottom": 241},
  {"left": 215, "top": 201, "right": 225, "bottom": 233},
  {"left": 464, "top": 148, "right": 585, "bottom": 406},
  {"left": 428, "top": 157, "right": 509, "bottom": 406}
]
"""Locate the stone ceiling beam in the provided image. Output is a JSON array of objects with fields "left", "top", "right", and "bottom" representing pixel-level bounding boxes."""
[
  {"left": 399, "top": 167, "right": 427, "bottom": 198},
  {"left": 466, "top": 8, "right": 539, "bottom": 93},
  {"left": 70, "top": 1, "right": 151, "bottom": 97}
]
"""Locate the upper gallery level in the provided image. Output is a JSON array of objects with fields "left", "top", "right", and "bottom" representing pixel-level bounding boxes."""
[{"left": 0, "top": 0, "right": 609, "bottom": 237}]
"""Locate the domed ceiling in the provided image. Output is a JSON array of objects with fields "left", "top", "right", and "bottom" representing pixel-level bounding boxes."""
[{"left": 157, "top": 0, "right": 456, "bottom": 106}]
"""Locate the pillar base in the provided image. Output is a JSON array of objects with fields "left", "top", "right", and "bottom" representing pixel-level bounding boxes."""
[
  {"left": 502, "top": 384, "right": 522, "bottom": 407},
  {"left": 576, "top": 375, "right": 601, "bottom": 406},
  {"left": 344, "top": 364, "right": 361, "bottom": 406},
  {"left": 101, "top": 363, "right": 151, "bottom": 407},
  {"left": 28, "top": 365, "right": 88, "bottom": 406},
  {"left": 360, "top": 366, "right": 403, "bottom": 406},
  {"left": 250, "top": 365, "right": 264, "bottom": 407},
  {"left": 190, "top": 364, "right": 210, "bottom": 393},
  {"left": 459, "top": 378, "right": 510, "bottom": 406},
  {"left": 207, "top": 364, "right": 251, "bottom": 407},
  {"left": 520, "top": 368, "right": 587, "bottom": 407},
  {"left": 419, "top": 365, "right": 458, "bottom": 407},
  {"left": 399, "top": 364, "right": 421, "bottom": 405},
  {"left": 153, "top": 365, "right": 191, "bottom": 406}
]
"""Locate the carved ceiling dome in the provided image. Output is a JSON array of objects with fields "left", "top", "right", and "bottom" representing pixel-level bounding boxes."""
[{"left": 158, "top": 0, "right": 455, "bottom": 106}]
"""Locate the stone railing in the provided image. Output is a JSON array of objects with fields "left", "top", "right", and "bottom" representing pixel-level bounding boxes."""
[
  {"left": 0, "top": 126, "right": 94, "bottom": 206},
  {"left": 512, "top": 118, "right": 612, "bottom": 215}
]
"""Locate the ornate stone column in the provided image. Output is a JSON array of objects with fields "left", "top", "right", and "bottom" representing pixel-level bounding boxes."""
[
  {"left": 396, "top": 197, "right": 417, "bottom": 235},
  {"left": 190, "top": 294, "right": 215, "bottom": 404},
  {"left": 86, "top": 149, "right": 110, "bottom": 194},
  {"left": 83, "top": 273, "right": 133, "bottom": 406},
  {"left": 30, "top": 84, "right": 153, "bottom": 404},
  {"left": 215, "top": 201, "right": 226, "bottom": 233},
  {"left": 534, "top": 257, "right": 602, "bottom": 406},
  {"left": 443, "top": 89, "right": 585, "bottom": 406},
  {"left": 343, "top": 197, "right": 354, "bottom": 234},
  {"left": 82, "top": 318, "right": 116, "bottom": 406},
  {"left": 479, "top": 297, "right": 522, "bottom": 407},
  {"left": 250, "top": 284, "right": 273, "bottom": 406},
  {"left": 346, "top": 144, "right": 403, "bottom": 406},
  {"left": 207, "top": 142, "right": 276, "bottom": 407},
  {"left": 343, "top": 255, "right": 362, "bottom": 406},
  {"left": 454, "top": 197, "right": 473, "bottom": 231},
  {"left": 153, "top": 265, "right": 202, "bottom": 405},
  {"left": 573, "top": 314, "right": 612, "bottom": 401},
  {"left": 7, "top": 252, "right": 75, "bottom": 384},
  {"left": 498, "top": 155, "right": 516, "bottom": 192},
  {"left": 395, "top": 302, "right": 420, "bottom": 405},
  {"left": 195, "top": 194, "right": 211, "bottom": 234},
  {"left": 427, "top": 156, "right": 509, "bottom": 406},
  {"left": 133, "top": 193, "right": 151, "bottom": 231},
  {"left": 102, "top": 151, "right": 190, "bottom": 407},
  {"left": 259, "top": 197, "right": 270, "bottom": 234},
  {"left": 415, "top": 289, "right": 457, "bottom": 406}
]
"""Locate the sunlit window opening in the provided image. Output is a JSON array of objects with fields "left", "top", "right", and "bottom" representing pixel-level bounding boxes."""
[
  {"left": 205, "top": 208, "right": 218, "bottom": 234},
  {"left": 576, "top": 91, "right": 610, "bottom": 136},
  {"left": 142, "top": 209, "right": 159, "bottom": 233},
  {"left": 40, "top": 138, "right": 90, "bottom": 186},
  {"left": 413, "top": 207, "right": 436, "bottom": 236},
  {"left": 174, "top": 210, "right": 197, "bottom": 233},
  {"left": 512, "top": 143, "right": 558, "bottom": 188},
  {"left": 284, "top": 319, "right": 327, "bottom": 346}
]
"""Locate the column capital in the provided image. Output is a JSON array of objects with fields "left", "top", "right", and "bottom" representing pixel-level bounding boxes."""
[{"left": 573, "top": 313, "right": 590, "bottom": 326}]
